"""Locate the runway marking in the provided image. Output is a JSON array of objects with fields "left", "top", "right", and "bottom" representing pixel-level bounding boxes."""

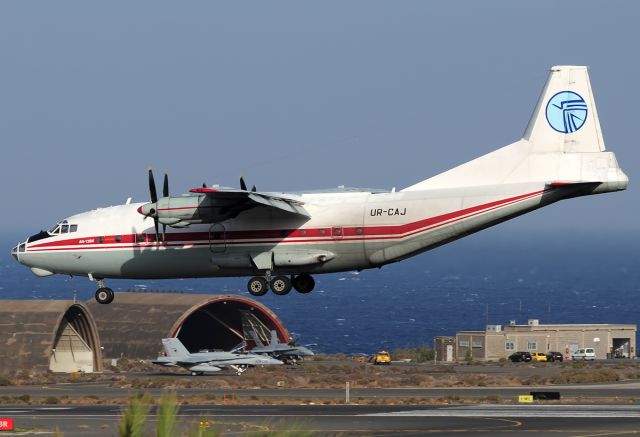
[
  {"left": 572, "top": 432, "right": 640, "bottom": 437},
  {"left": 364, "top": 405, "right": 640, "bottom": 418},
  {"left": 0, "top": 433, "right": 54, "bottom": 436},
  {"left": 368, "top": 418, "right": 523, "bottom": 436}
]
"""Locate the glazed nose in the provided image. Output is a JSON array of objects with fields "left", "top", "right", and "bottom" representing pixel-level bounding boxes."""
[{"left": 11, "top": 240, "right": 27, "bottom": 263}]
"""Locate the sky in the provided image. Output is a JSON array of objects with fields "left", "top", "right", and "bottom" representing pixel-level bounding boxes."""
[{"left": 1, "top": 1, "right": 638, "bottom": 235}]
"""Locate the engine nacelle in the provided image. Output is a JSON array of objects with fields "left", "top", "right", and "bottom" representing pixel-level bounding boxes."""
[{"left": 273, "top": 250, "right": 336, "bottom": 267}]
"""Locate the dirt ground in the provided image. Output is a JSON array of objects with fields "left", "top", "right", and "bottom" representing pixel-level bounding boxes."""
[{"left": 3, "top": 355, "right": 640, "bottom": 392}]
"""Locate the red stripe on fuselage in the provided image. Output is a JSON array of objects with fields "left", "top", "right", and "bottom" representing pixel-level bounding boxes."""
[{"left": 26, "top": 189, "right": 546, "bottom": 252}]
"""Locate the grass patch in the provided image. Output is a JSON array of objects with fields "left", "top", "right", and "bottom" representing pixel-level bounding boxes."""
[{"left": 551, "top": 368, "right": 620, "bottom": 384}]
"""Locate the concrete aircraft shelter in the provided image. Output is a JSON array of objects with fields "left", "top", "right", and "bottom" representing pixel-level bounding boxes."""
[
  {"left": 0, "top": 300, "right": 102, "bottom": 373},
  {"left": 85, "top": 292, "right": 290, "bottom": 360}
]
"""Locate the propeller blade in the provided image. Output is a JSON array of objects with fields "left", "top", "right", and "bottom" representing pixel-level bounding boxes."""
[
  {"left": 147, "top": 168, "right": 161, "bottom": 242},
  {"left": 148, "top": 168, "right": 158, "bottom": 204},
  {"left": 163, "top": 172, "right": 169, "bottom": 198},
  {"left": 240, "top": 176, "right": 247, "bottom": 191},
  {"left": 161, "top": 173, "right": 170, "bottom": 240}
]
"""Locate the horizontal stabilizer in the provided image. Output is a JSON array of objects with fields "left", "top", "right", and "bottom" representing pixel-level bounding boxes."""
[{"left": 547, "top": 181, "right": 601, "bottom": 187}]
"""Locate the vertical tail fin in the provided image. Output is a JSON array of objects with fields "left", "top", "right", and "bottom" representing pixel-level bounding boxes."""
[
  {"left": 270, "top": 330, "right": 279, "bottom": 346},
  {"left": 249, "top": 330, "right": 266, "bottom": 348},
  {"left": 403, "top": 66, "right": 628, "bottom": 192},
  {"left": 161, "top": 338, "right": 190, "bottom": 359},
  {"left": 524, "top": 65, "right": 605, "bottom": 153}
]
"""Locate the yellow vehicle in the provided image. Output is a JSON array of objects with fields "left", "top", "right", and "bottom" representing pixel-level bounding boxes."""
[
  {"left": 372, "top": 351, "right": 391, "bottom": 365},
  {"left": 531, "top": 352, "right": 548, "bottom": 362}
]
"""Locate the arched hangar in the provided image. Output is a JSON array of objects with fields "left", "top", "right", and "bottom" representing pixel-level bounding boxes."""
[
  {"left": 86, "top": 292, "right": 289, "bottom": 359},
  {"left": 0, "top": 301, "right": 102, "bottom": 373}
]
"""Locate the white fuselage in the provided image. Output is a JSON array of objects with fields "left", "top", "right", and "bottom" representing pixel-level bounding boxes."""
[{"left": 13, "top": 182, "right": 588, "bottom": 280}]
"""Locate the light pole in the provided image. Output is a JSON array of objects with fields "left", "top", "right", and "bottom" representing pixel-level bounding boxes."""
[{"left": 433, "top": 337, "right": 437, "bottom": 364}]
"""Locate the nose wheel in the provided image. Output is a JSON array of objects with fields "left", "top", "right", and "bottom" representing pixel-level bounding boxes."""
[{"left": 95, "top": 287, "right": 114, "bottom": 304}]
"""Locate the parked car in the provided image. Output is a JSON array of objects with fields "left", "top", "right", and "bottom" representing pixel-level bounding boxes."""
[
  {"left": 546, "top": 351, "right": 564, "bottom": 362},
  {"left": 571, "top": 348, "right": 596, "bottom": 361},
  {"left": 509, "top": 351, "right": 532, "bottom": 362},
  {"left": 372, "top": 351, "right": 391, "bottom": 365},
  {"left": 531, "top": 352, "right": 548, "bottom": 362}
]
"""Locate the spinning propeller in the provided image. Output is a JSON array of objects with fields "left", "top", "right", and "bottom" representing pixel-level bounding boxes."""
[
  {"left": 141, "top": 170, "right": 260, "bottom": 242},
  {"left": 146, "top": 168, "right": 169, "bottom": 242}
]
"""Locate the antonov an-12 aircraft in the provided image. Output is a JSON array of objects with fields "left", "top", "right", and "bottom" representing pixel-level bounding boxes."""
[{"left": 11, "top": 66, "right": 628, "bottom": 304}]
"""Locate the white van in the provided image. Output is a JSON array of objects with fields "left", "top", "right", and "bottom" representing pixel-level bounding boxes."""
[{"left": 571, "top": 348, "right": 596, "bottom": 361}]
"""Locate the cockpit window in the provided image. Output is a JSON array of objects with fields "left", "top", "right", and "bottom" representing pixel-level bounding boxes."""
[{"left": 48, "top": 220, "right": 78, "bottom": 235}]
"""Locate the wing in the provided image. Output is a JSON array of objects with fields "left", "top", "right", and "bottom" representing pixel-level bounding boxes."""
[
  {"left": 188, "top": 187, "right": 310, "bottom": 219},
  {"left": 148, "top": 188, "right": 310, "bottom": 228}
]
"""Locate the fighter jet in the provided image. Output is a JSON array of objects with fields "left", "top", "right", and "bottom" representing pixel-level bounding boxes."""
[
  {"left": 152, "top": 337, "right": 283, "bottom": 375},
  {"left": 12, "top": 66, "right": 629, "bottom": 304},
  {"left": 247, "top": 329, "right": 314, "bottom": 364}
]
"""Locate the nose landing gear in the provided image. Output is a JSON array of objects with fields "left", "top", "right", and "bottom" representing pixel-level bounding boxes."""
[{"left": 94, "top": 279, "right": 115, "bottom": 304}]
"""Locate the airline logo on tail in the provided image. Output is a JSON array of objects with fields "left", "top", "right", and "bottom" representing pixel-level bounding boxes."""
[{"left": 545, "top": 91, "right": 588, "bottom": 133}]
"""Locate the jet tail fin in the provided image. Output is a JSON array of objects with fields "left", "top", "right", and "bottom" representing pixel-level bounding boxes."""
[
  {"left": 270, "top": 330, "right": 279, "bottom": 346},
  {"left": 249, "top": 330, "right": 266, "bottom": 348},
  {"left": 403, "top": 66, "right": 628, "bottom": 193},
  {"left": 161, "top": 338, "right": 190, "bottom": 359}
]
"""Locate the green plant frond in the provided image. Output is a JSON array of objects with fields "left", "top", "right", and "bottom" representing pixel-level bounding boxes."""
[
  {"left": 118, "top": 393, "right": 152, "bottom": 437},
  {"left": 156, "top": 391, "right": 179, "bottom": 437}
]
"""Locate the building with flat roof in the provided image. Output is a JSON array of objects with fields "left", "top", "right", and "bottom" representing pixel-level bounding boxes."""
[{"left": 456, "top": 319, "right": 636, "bottom": 361}]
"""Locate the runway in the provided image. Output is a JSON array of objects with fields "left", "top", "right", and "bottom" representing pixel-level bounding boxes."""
[
  {"left": 1, "top": 404, "right": 639, "bottom": 436},
  {"left": 2, "top": 380, "right": 640, "bottom": 401}
]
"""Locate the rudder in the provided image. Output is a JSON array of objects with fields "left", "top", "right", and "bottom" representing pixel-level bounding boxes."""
[
  {"left": 162, "top": 338, "right": 190, "bottom": 359},
  {"left": 524, "top": 65, "right": 605, "bottom": 153}
]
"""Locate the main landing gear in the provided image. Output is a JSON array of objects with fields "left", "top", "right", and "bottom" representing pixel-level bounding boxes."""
[
  {"left": 94, "top": 279, "right": 115, "bottom": 305},
  {"left": 247, "top": 273, "right": 315, "bottom": 297}
]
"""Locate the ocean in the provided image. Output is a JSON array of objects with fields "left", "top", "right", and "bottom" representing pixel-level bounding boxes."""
[{"left": 2, "top": 229, "right": 639, "bottom": 354}]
